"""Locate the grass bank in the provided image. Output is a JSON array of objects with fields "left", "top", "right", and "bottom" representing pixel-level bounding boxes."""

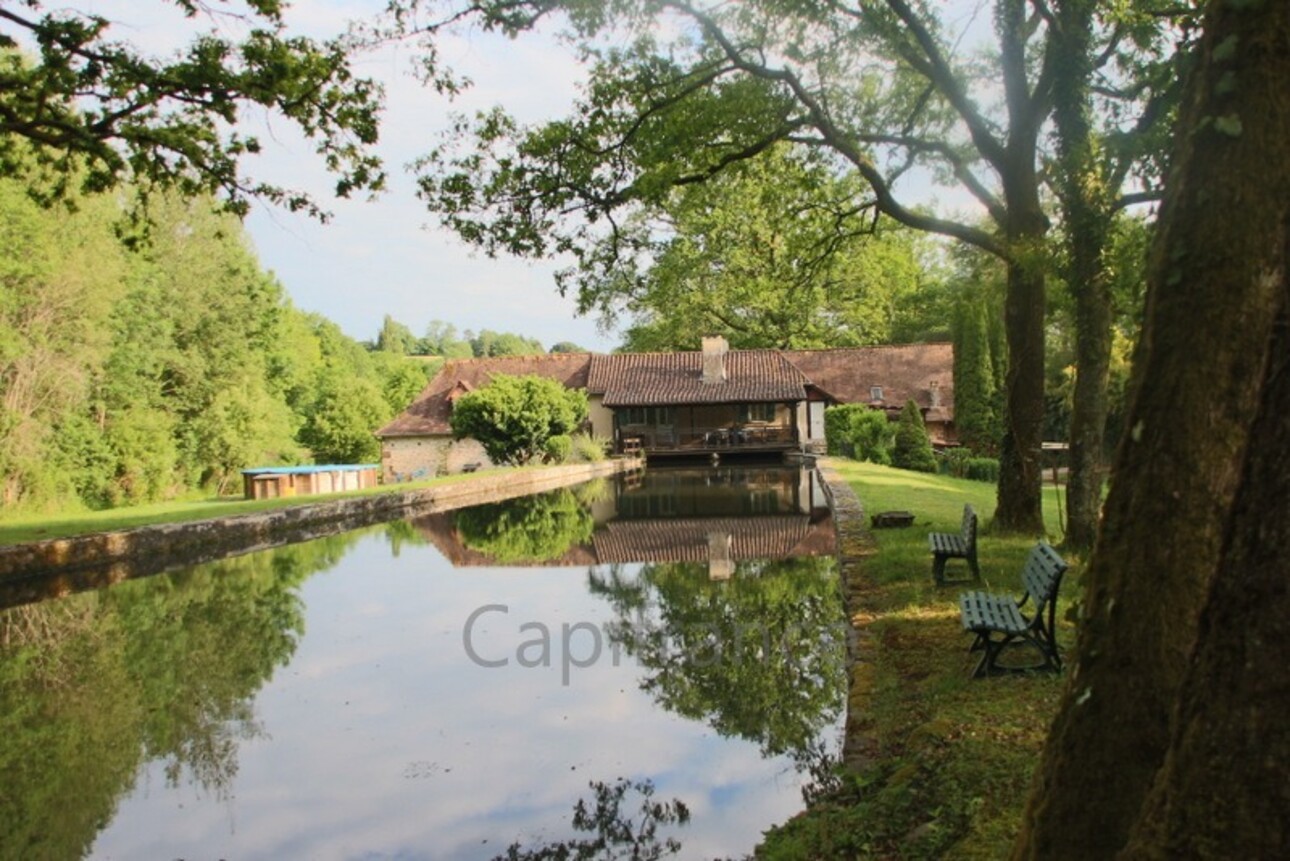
[
  {"left": 759, "top": 460, "right": 1081, "bottom": 860},
  {"left": 0, "top": 468, "right": 511, "bottom": 546}
]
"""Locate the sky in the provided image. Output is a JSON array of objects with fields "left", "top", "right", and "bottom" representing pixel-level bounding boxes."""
[{"left": 235, "top": 4, "right": 618, "bottom": 351}]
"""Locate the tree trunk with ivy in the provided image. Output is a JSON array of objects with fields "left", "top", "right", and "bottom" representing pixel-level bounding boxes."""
[
  {"left": 1013, "top": 1, "right": 1290, "bottom": 856},
  {"left": 1052, "top": 0, "right": 1115, "bottom": 552}
]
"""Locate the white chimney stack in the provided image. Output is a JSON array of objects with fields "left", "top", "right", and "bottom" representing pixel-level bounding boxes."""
[{"left": 701, "top": 336, "right": 729, "bottom": 384}]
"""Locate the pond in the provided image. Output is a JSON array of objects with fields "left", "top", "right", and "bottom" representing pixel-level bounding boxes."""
[{"left": 0, "top": 465, "right": 847, "bottom": 860}]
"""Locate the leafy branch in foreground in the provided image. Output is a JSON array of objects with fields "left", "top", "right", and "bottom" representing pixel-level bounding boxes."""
[{"left": 0, "top": 1, "right": 385, "bottom": 217}]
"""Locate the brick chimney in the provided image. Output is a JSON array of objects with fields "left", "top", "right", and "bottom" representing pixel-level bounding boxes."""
[{"left": 701, "top": 336, "right": 729, "bottom": 384}]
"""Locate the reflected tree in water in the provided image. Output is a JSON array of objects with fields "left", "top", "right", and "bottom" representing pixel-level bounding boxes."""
[
  {"left": 589, "top": 557, "right": 846, "bottom": 766},
  {"left": 493, "top": 778, "right": 689, "bottom": 861},
  {"left": 0, "top": 532, "right": 360, "bottom": 859},
  {"left": 456, "top": 489, "right": 595, "bottom": 564}
]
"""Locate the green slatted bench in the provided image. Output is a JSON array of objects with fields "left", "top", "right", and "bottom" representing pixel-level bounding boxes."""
[
  {"left": 959, "top": 542, "right": 1068, "bottom": 678},
  {"left": 929, "top": 503, "right": 980, "bottom": 585}
]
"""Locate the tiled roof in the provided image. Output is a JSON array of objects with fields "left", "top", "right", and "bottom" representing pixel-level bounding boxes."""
[
  {"left": 409, "top": 512, "right": 836, "bottom": 567},
  {"left": 783, "top": 343, "right": 954, "bottom": 414},
  {"left": 378, "top": 342, "right": 955, "bottom": 439},
  {"left": 587, "top": 350, "right": 809, "bottom": 406},
  {"left": 410, "top": 512, "right": 600, "bottom": 567},
  {"left": 376, "top": 353, "right": 593, "bottom": 437},
  {"left": 591, "top": 515, "right": 826, "bottom": 564}
]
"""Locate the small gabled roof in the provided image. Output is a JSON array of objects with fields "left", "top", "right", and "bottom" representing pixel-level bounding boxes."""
[
  {"left": 587, "top": 350, "right": 809, "bottom": 407},
  {"left": 376, "top": 353, "right": 593, "bottom": 438},
  {"left": 783, "top": 343, "right": 954, "bottom": 414}
]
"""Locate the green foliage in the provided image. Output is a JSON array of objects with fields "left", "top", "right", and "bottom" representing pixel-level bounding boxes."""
[
  {"left": 543, "top": 433, "right": 573, "bottom": 464},
  {"left": 612, "top": 148, "right": 927, "bottom": 350},
  {"left": 493, "top": 778, "right": 689, "bottom": 861},
  {"left": 371, "top": 352, "right": 433, "bottom": 414},
  {"left": 966, "top": 457, "right": 1001, "bottom": 484},
  {"left": 548, "top": 341, "right": 588, "bottom": 354},
  {"left": 0, "top": 534, "right": 355, "bottom": 858},
  {"left": 455, "top": 489, "right": 594, "bottom": 563},
  {"left": 374, "top": 314, "right": 420, "bottom": 355},
  {"left": 421, "top": 320, "right": 473, "bottom": 358},
  {"left": 824, "top": 404, "right": 894, "bottom": 465},
  {"left": 892, "top": 400, "right": 937, "bottom": 473},
  {"left": 569, "top": 432, "right": 608, "bottom": 463},
  {"left": 0, "top": 5, "right": 384, "bottom": 218},
  {"left": 951, "top": 288, "right": 1003, "bottom": 456},
  {"left": 939, "top": 448, "right": 1000, "bottom": 483},
  {"left": 470, "top": 329, "right": 545, "bottom": 357},
  {"left": 936, "top": 447, "right": 973, "bottom": 479},
  {"left": 449, "top": 373, "right": 588, "bottom": 465},
  {"left": 756, "top": 460, "right": 1073, "bottom": 859},
  {"left": 297, "top": 373, "right": 386, "bottom": 464},
  {"left": 1045, "top": 214, "right": 1152, "bottom": 453},
  {"left": 589, "top": 554, "right": 846, "bottom": 765},
  {"left": 0, "top": 168, "right": 411, "bottom": 510}
]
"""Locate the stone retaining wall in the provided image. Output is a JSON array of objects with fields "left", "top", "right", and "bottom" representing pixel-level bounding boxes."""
[
  {"left": 816, "top": 458, "right": 881, "bottom": 772},
  {"left": 0, "top": 459, "right": 641, "bottom": 594}
]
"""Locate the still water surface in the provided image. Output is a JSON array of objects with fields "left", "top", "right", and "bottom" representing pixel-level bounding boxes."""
[{"left": 0, "top": 466, "right": 845, "bottom": 860}]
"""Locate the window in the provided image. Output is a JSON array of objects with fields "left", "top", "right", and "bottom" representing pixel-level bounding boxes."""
[
  {"left": 621, "top": 406, "right": 673, "bottom": 426},
  {"left": 870, "top": 386, "right": 884, "bottom": 401},
  {"left": 739, "top": 403, "right": 777, "bottom": 423}
]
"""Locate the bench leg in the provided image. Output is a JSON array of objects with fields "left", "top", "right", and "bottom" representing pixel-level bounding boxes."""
[
  {"left": 971, "top": 632, "right": 1062, "bottom": 678},
  {"left": 932, "top": 554, "right": 948, "bottom": 587}
]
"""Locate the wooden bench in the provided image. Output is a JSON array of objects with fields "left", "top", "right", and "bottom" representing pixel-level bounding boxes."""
[
  {"left": 959, "top": 542, "right": 1068, "bottom": 678},
  {"left": 929, "top": 503, "right": 979, "bottom": 585}
]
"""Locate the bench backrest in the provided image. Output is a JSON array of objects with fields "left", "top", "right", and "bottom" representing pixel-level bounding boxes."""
[
  {"left": 961, "top": 504, "right": 978, "bottom": 548},
  {"left": 1021, "top": 542, "right": 1068, "bottom": 607}
]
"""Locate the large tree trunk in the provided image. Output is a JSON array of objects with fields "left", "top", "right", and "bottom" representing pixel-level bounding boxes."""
[
  {"left": 1064, "top": 261, "right": 1111, "bottom": 551},
  {"left": 991, "top": 0, "right": 1049, "bottom": 536},
  {"left": 1119, "top": 310, "right": 1289, "bottom": 859},
  {"left": 1013, "top": 1, "right": 1290, "bottom": 856},
  {"left": 1052, "top": 0, "right": 1114, "bottom": 552},
  {"left": 994, "top": 202, "right": 1048, "bottom": 534},
  {"left": 995, "top": 255, "right": 1047, "bottom": 534}
]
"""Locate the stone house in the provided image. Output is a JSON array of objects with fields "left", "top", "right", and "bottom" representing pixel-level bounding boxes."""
[{"left": 375, "top": 338, "right": 955, "bottom": 480}]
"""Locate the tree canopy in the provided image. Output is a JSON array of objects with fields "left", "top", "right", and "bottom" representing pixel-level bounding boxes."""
[
  {"left": 0, "top": 1, "right": 385, "bottom": 217},
  {"left": 395, "top": 0, "right": 1180, "bottom": 531},
  {"left": 449, "top": 372, "right": 588, "bottom": 465}
]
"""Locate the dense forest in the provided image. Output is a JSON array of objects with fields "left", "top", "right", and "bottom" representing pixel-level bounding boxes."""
[{"left": 0, "top": 168, "right": 463, "bottom": 512}]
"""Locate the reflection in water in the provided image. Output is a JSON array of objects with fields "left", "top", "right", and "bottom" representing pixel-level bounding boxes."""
[
  {"left": 590, "top": 557, "right": 846, "bottom": 768},
  {"left": 0, "top": 465, "right": 843, "bottom": 859},
  {"left": 0, "top": 532, "right": 362, "bottom": 859},
  {"left": 416, "top": 466, "right": 836, "bottom": 573},
  {"left": 456, "top": 488, "right": 597, "bottom": 564},
  {"left": 491, "top": 778, "right": 690, "bottom": 861}
]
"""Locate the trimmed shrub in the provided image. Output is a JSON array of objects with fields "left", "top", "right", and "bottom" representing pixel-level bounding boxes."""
[
  {"left": 450, "top": 373, "right": 588, "bottom": 465},
  {"left": 966, "top": 457, "right": 1000, "bottom": 483},
  {"left": 892, "top": 400, "right": 937, "bottom": 473}
]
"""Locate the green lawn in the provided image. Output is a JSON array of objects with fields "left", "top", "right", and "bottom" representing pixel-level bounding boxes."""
[
  {"left": 759, "top": 460, "right": 1082, "bottom": 860},
  {"left": 0, "top": 467, "right": 510, "bottom": 546}
]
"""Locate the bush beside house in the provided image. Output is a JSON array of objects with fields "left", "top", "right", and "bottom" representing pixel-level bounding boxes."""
[
  {"left": 892, "top": 400, "right": 937, "bottom": 473},
  {"left": 449, "top": 374, "right": 589, "bottom": 466}
]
